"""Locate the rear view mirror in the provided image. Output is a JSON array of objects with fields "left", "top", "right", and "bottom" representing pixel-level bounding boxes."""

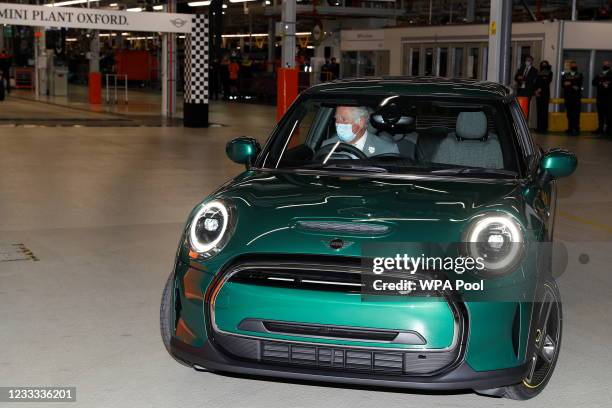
[{"left": 370, "top": 102, "right": 416, "bottom": 134}]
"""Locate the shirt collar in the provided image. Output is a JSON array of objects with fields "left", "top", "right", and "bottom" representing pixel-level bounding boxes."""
[{"left": 354, "top": 130, "right": 368, "bottom": 151}]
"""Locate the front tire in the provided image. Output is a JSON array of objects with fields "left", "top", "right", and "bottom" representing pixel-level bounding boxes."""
[
  {"left": 160, "top": 273, "right": 190, "bottom": 366},
  {"left": 502, "top": 280, "right": 563, "bottom": 400}
]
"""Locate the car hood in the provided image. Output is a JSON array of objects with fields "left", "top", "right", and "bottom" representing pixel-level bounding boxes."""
[{"left": 208, "top": 170, "right": 530, "bottom": 252}]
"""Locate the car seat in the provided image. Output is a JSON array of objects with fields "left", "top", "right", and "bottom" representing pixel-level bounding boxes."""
[{"left": 430, "top": 111, "right": 503, "bottom": 169}]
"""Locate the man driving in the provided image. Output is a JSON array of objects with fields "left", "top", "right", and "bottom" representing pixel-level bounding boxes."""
[{"left": 323, "top": 106, "right": 399, "bottom": 157}]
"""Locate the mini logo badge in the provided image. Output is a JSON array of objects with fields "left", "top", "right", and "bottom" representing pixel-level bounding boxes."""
[
  {"left": 325, "top": 238, "right": 354, "bottom": 250},
  {"left": 368, "top": 146, "right": 375, "bottom": 154},
  {"left": 170, "top": 18, "right": 188, "bottom": 28}
]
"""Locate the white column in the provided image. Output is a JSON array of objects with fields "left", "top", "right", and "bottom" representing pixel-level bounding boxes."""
[
  {"left": 36, "top": 28, "right": 48, "bottom": 96},
  {"left": 162, "top": 0, "right": 177, "bottom": 117},
  {"left": 486, "top": 0, "right": 512, "bottom": 84},
  {"left": 89, "top": 31, "right": 100, "bottom": 73},
  {"left": 281, "top": 0, "right": 296, "bottom": 68}
]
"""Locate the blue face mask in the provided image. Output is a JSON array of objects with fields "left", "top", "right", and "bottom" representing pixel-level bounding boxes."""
[{"left": 335, "top": 123, "right": 355, "bottom": 143}]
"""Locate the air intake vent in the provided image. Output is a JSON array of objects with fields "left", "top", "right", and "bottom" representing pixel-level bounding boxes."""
[
  {"left": 259, "top": 341, "right": 440, "bottom": 375},
  {"left": 296, "top": 221, "right": 389, "bottom": 235}
]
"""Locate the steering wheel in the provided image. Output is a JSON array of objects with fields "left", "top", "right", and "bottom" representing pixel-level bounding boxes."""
[{"left": 313, "top": 142, "right": 368, "bottom": 161}]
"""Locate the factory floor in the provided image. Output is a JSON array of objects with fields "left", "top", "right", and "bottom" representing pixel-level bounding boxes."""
[{"left": 0, "top": 98, "right": 611, "bottom": 407}]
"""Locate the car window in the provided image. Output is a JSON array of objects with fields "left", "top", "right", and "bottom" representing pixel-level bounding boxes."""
[{"left": 262, "top": 95, "right": 520, "bottom": 178}]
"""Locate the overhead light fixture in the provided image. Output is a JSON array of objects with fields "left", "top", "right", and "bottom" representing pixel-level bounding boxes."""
[
  {"left": 126, "top": 7, "right": 143, "bottom": 12},
  {"left": 153, "top": 5, "right": 164, "bottom": 10},
  {"left": 188, "top": 1, "right": 211, "bottom": 6},
  {"left": 265, "top": 0, "right": 271, "bottom": 4},
  {"left": 228, "top": 0, "right": 257, "bottom": 3},
  {"left": 223, "top": 4, "right": 228, "bottom": 8},
  {"left": 109, "top": 3, "right": 118, "bottom": 6},
  {"left": 222, "top": 33, "right": 268, "bottom": 38},
  {"left": 220, "top": 32, "right": 309, "bottom": 38},
  {"left": 45, "top": 0, "right": 100, "bottom": 7}
]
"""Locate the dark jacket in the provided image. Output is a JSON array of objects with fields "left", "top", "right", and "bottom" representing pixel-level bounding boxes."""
[
  {"left": 535, "top": 69, "right": 553, "bottom": 99},
  {"left": 514, "top": 65, "right": 538, "bottom": 97},
  {"left": 562, "top": 71, "right": 583, "bottom": 99},
  {"left": 592, "top": 69, "right": 612, "bottom": 101}
]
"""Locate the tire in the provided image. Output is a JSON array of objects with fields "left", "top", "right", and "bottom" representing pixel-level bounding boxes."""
[
  {"left": 160, "top": 272, "right": 190, "bottom": 367},
  {"left": 501, "top": 280, "right": 563, "bottom": 400}
]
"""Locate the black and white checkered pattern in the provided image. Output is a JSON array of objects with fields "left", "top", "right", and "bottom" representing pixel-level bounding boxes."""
[{"left": 184, "top": 15, "right": 209, "bottom": 104}]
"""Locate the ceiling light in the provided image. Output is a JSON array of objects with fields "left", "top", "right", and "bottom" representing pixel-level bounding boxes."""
[
  {"left": 188, "top": 1, "right": 211, "bottom": 6},
  {"left": 45, "top": 0, "right": 100, "bottom": 7},
  {"left": 126, "top": 7, "right": 143, "bottom": 12},
  {"left": 153, "top": 5, "right": 164, "bottom": 10}
]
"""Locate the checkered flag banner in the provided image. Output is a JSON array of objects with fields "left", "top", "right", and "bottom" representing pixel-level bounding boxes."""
[{"left": 184, "top": 14, "right": 209, "bottom": 104}]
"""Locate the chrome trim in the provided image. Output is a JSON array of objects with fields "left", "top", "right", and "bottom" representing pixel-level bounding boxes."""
[
  {"left": 208, "top": 262, "right": 463, "bottom": 353},
  {"left": 256, "top": 167, "right": 522, "bottom": 184}
]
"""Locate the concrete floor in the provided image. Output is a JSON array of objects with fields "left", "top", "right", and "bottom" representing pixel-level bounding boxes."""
[{"left": 0, "top": 100, "right": 611, "bottom": 407}]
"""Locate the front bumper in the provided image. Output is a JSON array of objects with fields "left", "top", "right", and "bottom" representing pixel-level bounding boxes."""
[{"left": 171, "top": 337, "right": 529, "bottom": 391}]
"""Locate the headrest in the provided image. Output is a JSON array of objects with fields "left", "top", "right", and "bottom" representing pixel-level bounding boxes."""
[{"left": 456, "top": 111, "right": 488, "bottom": 140}]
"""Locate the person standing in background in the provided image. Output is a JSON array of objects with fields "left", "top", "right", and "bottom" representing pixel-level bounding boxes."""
[
  {"left": 320, "top": 59, "right": 331, "bottom": 83},
  {"left": 220, "top": 56, "right": 230, "bottom": 100},
  {"left": 0, "top": 49, "right": 11, "bottom": 95},
  {"left": 228, "top": 58, "right": 240, "bottom": 100},
  {"left": 562, "top": 61, "right": 584, "bottom": 136},
  {"left": 514, "top": 56, "right": 538, "bottom": 98},
  {"left": 591, "top": 60, "right": 612, "bottom": 136},
  {"left": 330, "top": 57, "right": 340, "bottom": 80},
  {"left": 0, "top": 71, "right": 5, "bottom": 101},
  {"left": 534, "top": 60, "right": 553, "bottom": 133}
]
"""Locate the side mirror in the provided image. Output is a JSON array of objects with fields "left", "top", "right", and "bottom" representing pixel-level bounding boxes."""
[
  {"left": 538, "top": 148, "right": 577, "bottom": 186},
  {"left": 226, "top": 137, "right": 261, "bottom": 169}
]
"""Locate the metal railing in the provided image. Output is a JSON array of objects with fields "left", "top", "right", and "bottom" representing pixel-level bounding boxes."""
[{"left": 105, "top": 74, "right": 128, "bottom": 104}]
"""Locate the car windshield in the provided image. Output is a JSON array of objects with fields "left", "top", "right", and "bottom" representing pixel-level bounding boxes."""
[{"left": 259, "top": 95, "right": 521, "bottom": 178}]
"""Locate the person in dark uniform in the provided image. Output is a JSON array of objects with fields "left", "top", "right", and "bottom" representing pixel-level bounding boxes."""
[
  {"left": 514, "top": 56, "right": 539, "bottom": 97},
  {"left": 562, "top": 61, "right": 584, "bottom": 136},
  {"left": 330, "top": 57, "right": 340, "bottom": 80},
  {"left": 0, "top": 49, "right": 11, "bottom": 95},
  {"left": 591, "top": 60, "right": 612, "bottom": 136},
  {"left": 534, "top": 60, "right": 553, "bottom": 133},
  {"left": 0, "top": 71, "right": 5, "bottom": 101}
]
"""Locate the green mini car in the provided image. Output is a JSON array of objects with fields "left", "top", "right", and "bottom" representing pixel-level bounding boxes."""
[{"left": 161, "top": 77, "right": 577, "bottom": 400}]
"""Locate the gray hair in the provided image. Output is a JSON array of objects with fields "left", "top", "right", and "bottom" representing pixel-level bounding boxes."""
[{"left": 347, "top": 106, "right": 369, "bottom": 123}]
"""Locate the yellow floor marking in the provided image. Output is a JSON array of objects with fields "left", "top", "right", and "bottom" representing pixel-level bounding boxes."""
[{"left": 558, "top": 210, "right": 612, "bottom": 234}]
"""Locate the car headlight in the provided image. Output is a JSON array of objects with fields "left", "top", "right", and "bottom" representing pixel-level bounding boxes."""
[
  {"left": 463, "top": 213, "right": 525, "bottom": 276},
  {"left": 189, "top": 200, "right": 233, "bottom": 257}
]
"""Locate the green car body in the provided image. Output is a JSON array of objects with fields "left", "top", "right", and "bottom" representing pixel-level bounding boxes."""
[{"left": 162, "top": 77, "right": 576, "bottom": 399}]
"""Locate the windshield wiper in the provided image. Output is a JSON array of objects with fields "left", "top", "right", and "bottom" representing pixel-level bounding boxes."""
[
  {"left": 429, "top": 167, "right": 517, "bottom": 177},
  {"left": 301, "top": 163, "right": 388, "bottom": 173}
]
